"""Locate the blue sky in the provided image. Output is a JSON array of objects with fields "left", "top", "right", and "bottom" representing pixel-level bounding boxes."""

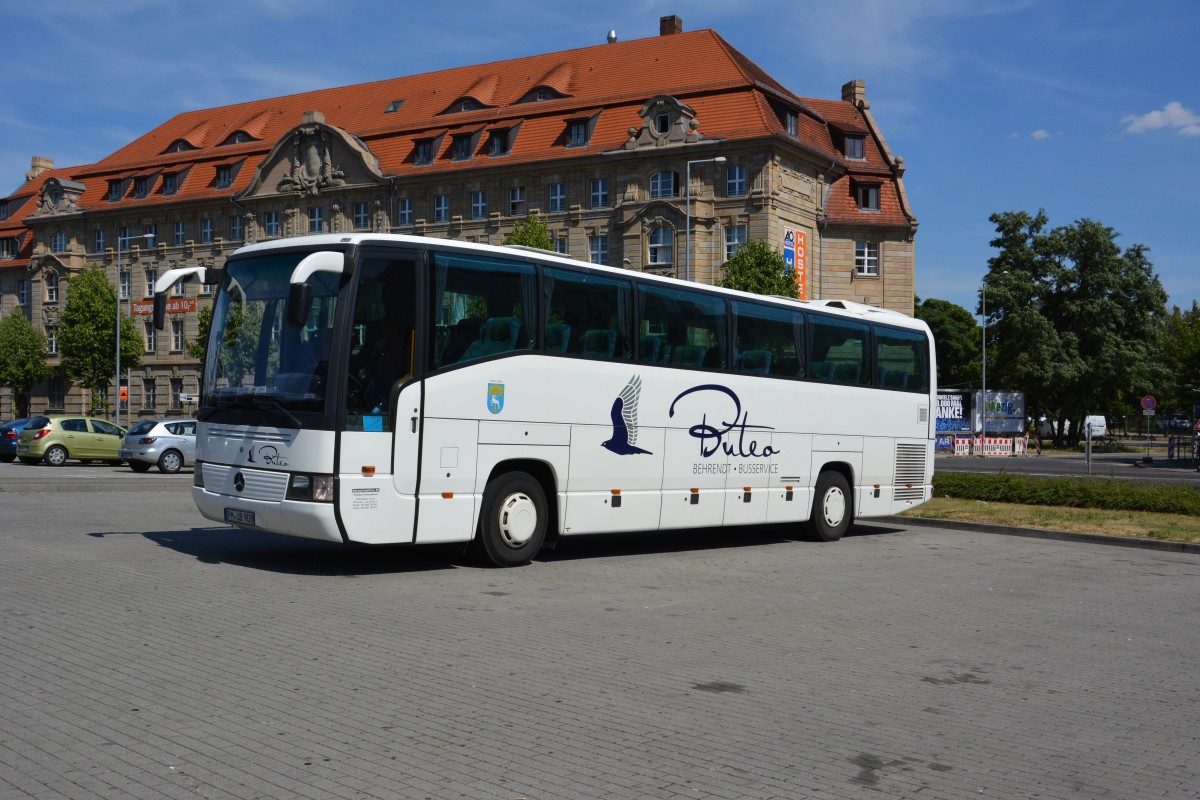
[{"left": 2, "top": 0, "right": 1197, "bottom": 313}]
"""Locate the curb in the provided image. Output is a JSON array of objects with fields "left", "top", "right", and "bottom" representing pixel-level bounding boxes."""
[{"left": 881, "top": 515, "right": 1200, "bottom": 555}]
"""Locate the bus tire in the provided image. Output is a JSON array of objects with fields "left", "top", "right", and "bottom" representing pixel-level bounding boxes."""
[
  {"left": 810, "top": 471, "right": 851, "bottom": 542},
  {"left": 476, "top": 471, "right": 547, "bottom": 567}
]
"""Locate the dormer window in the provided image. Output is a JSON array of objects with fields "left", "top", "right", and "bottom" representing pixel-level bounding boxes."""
[
  {"left": 489, "top": 128, "right": 512, "bottom": 156},
  {"left": 655, "top": 113, "right": 670, "bottom": 134},
  {"left": 0, "top": 201, "right": 8, "bottom": 221},
  {"left": 856, "top": 182, "right": 881, "bottom": 211},
  {"left": 784, "top": 110, "right": 798, "bottom": 136},
  {"left": 134, "top": 177, "right": 149, "bottom": 198},
  {"left": 518, "top": 85, "right": 567, "bottom": 104},
  {"left": 414, "top": 139, "right": 434, "bottom": 165},
  {"left": 164, "top": 139, "right": 196, "bottom": 154},
  {"left": 568, "top": 120, "right": 588, "bottom": 147},
  {"left": 162, "top": 173, "right": 178, "bottom": 196},
  {"left": 385, "top": 99, "right": 405, "bottom": 113},
  {"left": 107, "top": 180, "right": 124, "bottom": 202},
  {"left": 451, "top": 134, "right": 474, "bottom": 160},
  {"left": 216, "top": 165, "right": 233, "bottom": 189},
  {"left": 220, "top": 130, "right": 256, "bottom": 146},
  {"left": 845, "top": 134, "right": 866, "bottom": 160},
  {"left": 0, "top": 238, "right": 16, "bottom": 259}
]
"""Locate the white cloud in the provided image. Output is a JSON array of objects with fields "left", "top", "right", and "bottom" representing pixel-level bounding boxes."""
[
  {"left": 1121, "top": 102, "right": 1200, "bottom": 136},
  {"left": 1031, "top": 129, "right": 1051, "bottom": 140}
]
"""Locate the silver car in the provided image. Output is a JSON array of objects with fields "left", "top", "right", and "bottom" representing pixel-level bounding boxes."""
[{"left": 120, "top": 419, "right": 197, "bottom": 474}]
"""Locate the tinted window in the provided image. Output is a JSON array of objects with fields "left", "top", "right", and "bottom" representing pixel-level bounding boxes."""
[
  {"left": 543, "top": 267, "right": 633, "bottom": 361},
  {"left": 809, "top": 317, "right": 869, "bottom": 385},
  {"left": 61, "top": 418, "right": 88, "bottom": 433},
  {"left": 27, "top": 417, "right": 50, "bottom": 430},
  {"left": 128, "top": 420, "right": 158, "bottom": 435},
  {"left": 875, "top": 326, "right": 930, "bottom": 392},
  {"left": 92, "top": 420, "right": 122, "bottom": 436},
  {"left": 639, "top": 284, "right": 727, "bottom": 370},
  {"left": 432, "top": 252, "right": 536, "bottom": 369},
  {"left": 732, "top": 301, "right": 804, "bottom": 378}
]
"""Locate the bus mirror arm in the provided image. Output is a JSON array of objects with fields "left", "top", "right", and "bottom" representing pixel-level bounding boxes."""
[
  {"left": 152, "top": 293, "right": 167, "bottom": 330},
  {"left": 286, "top": 250, "right": 347, "bottom": 327}
]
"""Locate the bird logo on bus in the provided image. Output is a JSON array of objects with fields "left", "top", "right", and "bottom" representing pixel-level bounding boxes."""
[{"left": 602, "top": 375, "right": 652, "bottom": 455}]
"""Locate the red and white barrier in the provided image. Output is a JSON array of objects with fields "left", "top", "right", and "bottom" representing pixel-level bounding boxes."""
[{"left": 949, "top": 436, "right": 1027, "bottom": 456}]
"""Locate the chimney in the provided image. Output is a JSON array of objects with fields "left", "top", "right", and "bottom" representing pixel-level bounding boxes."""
[
  {"left": 841, "top": 80, "right": 867, "bottom": 108},
  {"left": 26, "top": 156, "right": 54, "bottom": 181},
  {"left": 660, "top": 15, "right": 683, "bottom": 35}
]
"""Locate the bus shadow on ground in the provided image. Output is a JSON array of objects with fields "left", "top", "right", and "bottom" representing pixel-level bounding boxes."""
[
  {"left": 115, "top": 521, "right": 900, "bottom": 575},
  {"left": 137, "top": 527, "right": 464, "bottom": 576}
]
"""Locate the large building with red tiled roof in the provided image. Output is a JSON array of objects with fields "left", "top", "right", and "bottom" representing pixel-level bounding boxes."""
[{"left": 0, "top": 15, "right": 917, "bottom": 419}]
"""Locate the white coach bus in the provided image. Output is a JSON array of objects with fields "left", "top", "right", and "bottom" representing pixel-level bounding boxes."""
[{"left": 155, "top": 234, "right": 935, "bottom": 566}]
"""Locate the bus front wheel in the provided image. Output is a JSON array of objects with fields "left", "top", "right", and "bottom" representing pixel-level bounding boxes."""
[
  {"left": 476, "top": 471, "right": 548, "bottom": 567},
  {"left": 810, "top": 471, "right": 851, "bottom": 542}
]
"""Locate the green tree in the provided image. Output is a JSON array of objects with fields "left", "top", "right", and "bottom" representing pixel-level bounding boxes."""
[
  {"left": 983, "top": 210, "right": 1168, "bottom": 444},
  {"left": 186, "top": 305, "right": 212, "bottom": 360},
  {"left": 502, "top": 214, "right": 553, "bottom": 250},
  {"left": 58, "top": 265, "right": 143, "bottom": 414},
  {"left": 1158, "top": 301, "right": 1200, "bottom": 415},
  {"left": 913, "top": 296, "right": 980, "bottom": 390},
  {"left": 718, "top": 240, "right": 797, "bottom": 298},
  {"left": 0, "top": 311, "right": 52, "bottom": 417}
]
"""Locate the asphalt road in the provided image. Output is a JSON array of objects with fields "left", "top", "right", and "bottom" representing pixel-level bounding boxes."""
[
  {"left": 937, "top": 450, "right": 1200, "bottom": 485},
  {"left": 2, "top": 478, "right": 1198, "bottom": 799}
]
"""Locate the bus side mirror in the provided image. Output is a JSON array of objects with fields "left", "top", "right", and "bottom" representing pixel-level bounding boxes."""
[
  {"left": 153, "top": 293, "right": 167, "bottom": 330},
  {"left": 287, "top": 282, "right": 312, "bottom": 327}
]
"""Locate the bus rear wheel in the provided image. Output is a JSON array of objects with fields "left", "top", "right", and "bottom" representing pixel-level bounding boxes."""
[
  {"left": 809, "top": 471, "right": 851, "bottom": 542},
  {"left": 476, "top": 471, "right": 547, "bottom": 567}
]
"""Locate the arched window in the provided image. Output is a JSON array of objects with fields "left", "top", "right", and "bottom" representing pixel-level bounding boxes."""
[
  {"left": 650, "top": 171, "right": 679, "bottom": 199},
  {"left": 648, "top": 226, "right": 673, "bottom": 266}
]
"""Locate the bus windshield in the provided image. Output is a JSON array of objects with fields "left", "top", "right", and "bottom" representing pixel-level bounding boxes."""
[{"left": 201, "top": 252, "right": 341, "bottom": 423}]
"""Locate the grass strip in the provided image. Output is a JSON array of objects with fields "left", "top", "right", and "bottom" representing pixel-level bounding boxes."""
[{"left": 932, "top": 471, "right": 1200, "bottom": 516}]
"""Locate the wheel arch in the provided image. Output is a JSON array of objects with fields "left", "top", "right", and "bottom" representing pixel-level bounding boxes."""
[{"left": 480, "top": 458, "right": 562, "bottom": 546}]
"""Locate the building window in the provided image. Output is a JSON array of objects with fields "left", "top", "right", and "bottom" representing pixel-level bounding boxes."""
[
  {"left": 170, "top": 377, "right": 183, "bottom": 409},
  {"left": 144, "top": 269, "right": 157, "bottom": 298},
  {"left": 215, "top": 165, "right": 232, "bottom": 189},
  {"left": 118, "top": 227, "right": 130, "bottom": 251},
  {"left": 726, "top": 165, "right": 747, "bottom": 197},
  {"left": 144, "top": 322, "right": 157, "bottom": 355},
  {"left": 144, "top": 377, "right": 157, "bottom": 408},
  {"left": 725, "top": 225, "right": 747, "bottom": 261},
  {"left": 46, "top": 324, "right": 58, "bottom": 354},
  {"left": 0, "top": 201, "right": 7, "bottom": 221},
  {"left": 434, "top": 195, "right": 450, "bottom": 223},
  {"left": 567, "top": 120, "right": 589, "bottom": 147},
  {"left": 589, "top": 235, "right": 609, "bottom": 265},
  {"left": 0, "top": 238, "right": 15, "bottom": 259},
  {"left": 590, "top": 178, "right": 608, "bottom": 209},
  {"left": 18, "top": 279, "right": 29, "bottom": 306},
  {"left": 134, "top": 177, "right": 149, "bottom": 198},
  {"left": 397, "top": 199, "right": 413, "bottom": 226},
  {"left": 162, "top": 173, "right": 177, "bottom": 195},
  {"left": 414, "top": 140, "right": 433, "bottom": 165},
  {"left": 855, "top": 242, "right": 880, "bottom": 276},
  {"left": 145, "top": 225, "right": 157, "bottom": 248},
  {"left": 230, "top": 215, "right": 244, "bottom": 241},
  {"left": 201, "top": 218, "right": 213, "bottom": 243},
  {"left": 308, "top": 207, "right": 323, "bottom": 232},
  {"left": 785, "top": 110, "right": 798, "bottom": 136},
  {"left": 45, "top": 273, "right": 59, "bottom": 303},
  {"left": 648, "top": 226, "right": 673, "bottom": 266},
  {"left": 451, "top": 134, "right": 473, "bottom": 160},
  {"left": 119, "top": 271, "right": 131, "bottom": 301},
  {"left": 489, "top": 129, "right": 511, "bottom": 156},
  {"left": 650, "top": 171, "right": 678, "bottom": 199},
  {"left": 171, "top": 221, "right": 184, "bottom": 246},
  {"left": 352, "top": 202, "right": 369, "bottom": 230},
  {"left": 856, "top": 183, "right": 880, "bottom": 212},
  {"left": 654, "top": 113, "right": 670, "bottom": 134},
  {"left": 548, "top": 183, "right": 566, "bottom": 213},
  {"left": 845, "top": 134, "right": 866, "bottom": 160},
  {"left": 555, "top": 236, "right": 568, "bottom": 254},
  {"left": 48, "top": 377, "right": 64, "bottom": 408},
  {"left": 94, "top": 229, "right": 105, "bottom": 253},
  {"left": 171, "top": 320, "right": 185, "bottom": 352},
  {"left": 50, "top": 232, "right": 66, "bottom": 252},
  {"left": 385, "top": 99, "right": 404, "bottom": 113},
  {"left": 263, "top": 211, "right": 280, "bottom": 237},
  {"left": 471, "top": 190, "right": 488, "bottom": 219},
  {"left": 108, "top": 181, "right": 123, "bottom": 202},
  {"left": 508, "top": 186, "right": 525, "bottom": 216},
  {"left": 172, "top": 278, "right": 185, "bottom": 297}
]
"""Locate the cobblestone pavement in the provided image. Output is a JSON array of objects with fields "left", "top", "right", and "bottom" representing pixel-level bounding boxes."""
[{"left": 1, "top": 490, "right": 1198, "bottom": 799}]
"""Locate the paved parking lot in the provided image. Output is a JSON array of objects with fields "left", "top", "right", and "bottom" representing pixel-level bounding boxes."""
[{"left": 1, "top": 480, "right": 1198, "bottom": 799}]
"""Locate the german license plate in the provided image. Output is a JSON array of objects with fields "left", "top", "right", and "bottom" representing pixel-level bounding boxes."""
[{"left": 224, "top": 508, "right": 256, "bottom": 526}]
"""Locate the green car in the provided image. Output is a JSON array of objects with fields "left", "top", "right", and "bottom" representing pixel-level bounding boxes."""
[{"left": 16, "top": 415, "right": 127, "bottom": 466}]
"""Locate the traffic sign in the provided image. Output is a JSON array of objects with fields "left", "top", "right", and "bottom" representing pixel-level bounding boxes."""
[
  {"left": 1141, "top": 395, "right": 1156, "bottom": 411},
  {"left": 119, "top": 386, "right": 128, "bottom": 402}
]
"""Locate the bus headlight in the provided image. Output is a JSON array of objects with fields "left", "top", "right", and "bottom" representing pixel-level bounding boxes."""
[{"left": 287, "top": 474, "right": 335, "bottom": 502}]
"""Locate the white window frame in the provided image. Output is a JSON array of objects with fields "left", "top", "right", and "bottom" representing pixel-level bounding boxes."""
[
  {"left": 725, "top": 225, "right": 747, "bottom": 261},
  {"left": 119, "top": 271, "right": 131, "bottom": 301},
  {"left": 263, "top": 211, "right": 280, "bottom": 237},
  {"left": 471, "top": 191, "right": 487, "bottom": 220},
  {"left": 648, "top": 226, "right": 674, "bottom": 266},
  {"left": 201, "top": 218, "right": 213, "bottom": 243},
  {"left": 174, "top": 220, "right": 186, "bottom": 246},
  {"left": 726, "top": 165, "right": 747, "bottom": 197},
  {"left": 144, "top": 321, "right": 157, "bottom": 354},
  {"left": 650, "top": 171, "right": 677, "bottom": 199},
  {"left": 308, "top": 207, "right": 323, "bottom": 233},
  {"left": 549, "top": 183, "right": 566, "bottom": 213},
  {"left": 353, "top": 202, "right": 369, "bottom": 229},
  {"left": 509, "top": 186, "right": 525, "bottom": 216},
  {"left": 45, "top": 273, "right": 59, "bottom": 303},
  {"left": 397, "top": 199, "right": 413, "bottom": 226},
  {"left": 434, "top": 195, "right": 450, "bottom": 223},
  {"left": 590, "top": 178, "right": 608, "bottom": 209},
  {"left": 171, "top": 320, "right": 185, "bottom": 352},
  {"left": 589, "top": 235, "right": 609, "bottom": 266},
  {"left": 855, "top": 241, "right": 880, "bottom": 276}
]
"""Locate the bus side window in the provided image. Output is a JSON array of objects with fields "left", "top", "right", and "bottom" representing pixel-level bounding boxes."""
[
  {"left": 543, "top": 266, "right": 633, "bottom": 362},
  {"left": 809, "top": 316, "right": 868, "bottom": 385},
  {"left": 875, "top": 326, "right": 930, "bottom": 392}
]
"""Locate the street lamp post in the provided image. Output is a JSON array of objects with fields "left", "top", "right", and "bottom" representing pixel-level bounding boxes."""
[
  {"left": 115, "top": 232, "right": 154, "bottom": 427},
  {"left": 685, "top": 156, "right": 726, "bottom": 282},
  {"left": 979, "top": 270, "right": 1007, "bottom": 453}
]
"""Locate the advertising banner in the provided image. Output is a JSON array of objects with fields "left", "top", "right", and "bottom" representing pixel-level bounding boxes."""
[
  {"left": 936, "top": 391, "right": 973, "bottom": 434},
  {"left": 132, "top": 298, "right": 197, "bottom": 315},
  {"left": 976, "top": 390, "right": 1026, "bottom": 434}
]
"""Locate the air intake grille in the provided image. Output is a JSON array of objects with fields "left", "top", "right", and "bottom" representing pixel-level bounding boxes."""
[{"left": 893, "top": 443, "right": 927, "bottom": 501}]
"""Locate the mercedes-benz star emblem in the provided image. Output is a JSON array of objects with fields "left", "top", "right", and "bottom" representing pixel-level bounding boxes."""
[{"left": 234, "top": 473, "right": 245, "bottom": 492}]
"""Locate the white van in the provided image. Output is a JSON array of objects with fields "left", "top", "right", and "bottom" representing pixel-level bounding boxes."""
[{"left": 1083, "top": 415, "right": 1107, "bottom": 438}]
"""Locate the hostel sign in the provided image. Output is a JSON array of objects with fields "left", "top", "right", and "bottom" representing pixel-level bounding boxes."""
[{"left": 782, "top": 227, "right": 807, "bottom": 300}]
